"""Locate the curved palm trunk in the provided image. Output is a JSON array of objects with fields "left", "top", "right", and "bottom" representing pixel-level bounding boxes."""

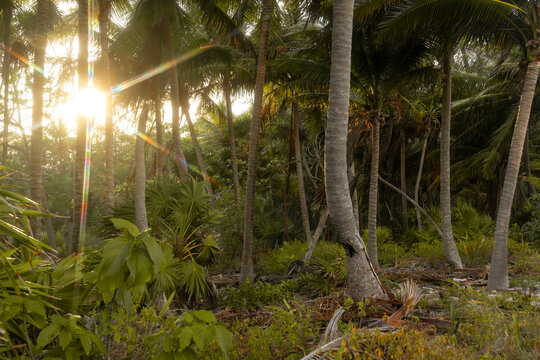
[
  {"left": 2, "top": 2, "right": 12, "bottom": 165},
  {"left": 240, "top": 0, "right": 273, "bottom": 282},
  {"left": 70, "top": 0, "right": 89, "bottom": 254},
  {"left": 162, "top": 18, "right": 188, "bottom": 179},
  {"left": 415, "top": 128, "right": 430, "bottom": 230},
  {"left": 488, "top": 61, "right": 540, "bottom": 290},
  {"left": 293, "top": 103, "right": 313, "bottom": 246},
  {"left": 180, "top": 97, "right": 216, "bottom": 207},
  {"left": 99, "top": 0, "right": 115, "bottom": 215},
  {"left": 30, "top": 0, "right": 50, "bottom": 239},
  {"left": 325, "top": 0, "right": 386, "bottom": 300},
  {"left": 224, "top": 78, "right": 241, "bottom": 205},
  {"left": 135, "top": 103, "right": 149, "bottom": 231},
  {"left": 367, "top": 117, "right": 380, "bottom": 271},
  {"left": 440, "top": 49, "right": 463, "bottom": 269},
  {"left": 155, "top": 98, "right": 164, "bottom": 177},
  {"left": 400, "top": 131, "right": 408, "bottom": 231}
]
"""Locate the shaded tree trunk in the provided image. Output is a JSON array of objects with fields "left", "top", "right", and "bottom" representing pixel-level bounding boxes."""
[
  {"left": 2, "top": 1, "right": 12, "bottom": 165},
  {"left": 240, "top": 0, "right": 273, "bottom": 282},
  {"left": 400, "top": 131, "right": 408, "bottom": 231},
  {"left": 224, "top": 77, "right": 241, "bottom": 205},
  {"left": 325, "top": 0, "right": 387, "bottom": 300},
  {"left": 293, "top": 103, "right": 313, "bottom": 246},
  {"left": 440, "top": 49, "right": 463, "bottom": 269},
  {"left": 180, "top": 96, "right": 216, "bottom": 207},
  {"left": 135, "top": 103, "right": 149, "bottom": 231},
  {"left": 367, "top": 117, "right": 380, "bottom": 271},
  {"left": 98, "top": 0, "right": 115, "bottom": 215},
  {"left": 30, "top": 0, "right": 49, "bottom": 240},
  {"left": 415, "top": 128, "right": 430, "bottom": 230},
  {"left": 162, "top": 17, "right": 188, "bottom": 179},
  {"left": 155, "top": 97, "right": 164, "bottom": 177},
  {"left": 70, "top": 0, "right": 89, "bottom": 254},
  {"left": 488, "top": 61, "right": 540, "bottom": 290},
  {"left": 348, "top": 162, "right": 360, "bottom": 230}
]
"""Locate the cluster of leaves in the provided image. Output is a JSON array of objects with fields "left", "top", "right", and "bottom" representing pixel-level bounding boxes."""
[
  {"left": 221, "top": 281, "right": 298, "bottom": 310},
  {"left": 521, "top": 194, "right": 540, "bottom": 246}
]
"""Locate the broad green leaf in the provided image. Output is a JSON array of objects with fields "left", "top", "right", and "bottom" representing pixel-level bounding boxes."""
[
  {"left": 191, "top": 324, "right": 207, "bottom": 349},
  {"left": 159, "top": 291, "right": 176, "bottom": 317},
  {"left": 58, "top": 329, "right": 72, "bottom": 349},
  {"left": 126, "top": 248, "right": 153, "bottom": 288},
  {"left": 37, "top": 323, "right": 60, "bottom": 348},
  {"left": 215, "top": 325, "right": 233, "bottom": 356},
  {"left": 181, "top": 311, "right": 194, "bottom": 324},
  {"left": 178, "top": 326, "right": 193, "bottom": 350},
  {"left": 110, "top": 218, "right": 140, "bottom": 237},
  {"left": 174, "top": 348, "right": 196, "bottom": 360},
  {"left": 81, "top": 335, "right": 92, "bottom": 354},
  {"left": 193, "top": 310, "right": 216, "bottom": 324}
]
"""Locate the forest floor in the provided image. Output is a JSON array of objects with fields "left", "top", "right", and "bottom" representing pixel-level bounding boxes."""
[{"left": 207, "top": 256, "right": 540, "bottom": 360}]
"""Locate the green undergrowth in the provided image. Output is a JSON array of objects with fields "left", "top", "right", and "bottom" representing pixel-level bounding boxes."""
[{"left": 220, "top": 280, "right": 299, "bottom": 310}]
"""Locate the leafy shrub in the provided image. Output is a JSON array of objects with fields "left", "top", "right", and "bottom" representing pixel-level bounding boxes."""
[
  {"left": 221, "top": 281, "right": 298, "bottom": 310},
  {"left": 229, "top": 305, "right": 319, "bottom": 360},
  {"left": 256, "top": 241, "right": 308, "bottom": 275},
  {"left": 302, "top": 242, "right": 347, "bottom": 295},
  {"left": 521, "top": 194, "right": 540, "bottom": 246}
]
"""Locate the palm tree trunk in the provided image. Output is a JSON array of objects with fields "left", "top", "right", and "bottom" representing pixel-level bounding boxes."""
[
  {"left": 155, "top": 97, "right": 164, "bottom": 177},
  {"left": 367, "top": 116, "right": 380, "bottom": 271},
  {"left": 325, "top": 0, "right": 386, "bottom": 300},
  {"left": 400, "top": 131, "right": 408, "bottom": 231},
  {"left": 162, "top": 17, "right": 188, "bottom": 179},
  {"left": 30, "top": 0, "right": 49, "bottom": 240},
  {"left": 240, "top": 0, "right": 273, "bottom": 283},
  {"left": 135, "top": 103, "right": 149, "bottom": 231},
  {"left": 70, "top": 0, "right": 89, "bottom": 254},
  {"left": 293, "top": 103, "right": 313, "bottom": 245},
  {"left": 488, "top": 60, "right": 540, "bottom": 290},
  {"left": 2, "top": 1, "right": 12, "bottom": 165},
  {"left": 415, "top": 128, "right": 430, "bottom": 230},
  {"left": 98, "top": 0, "right": 115, "bottom": 215},
  {"left": 180, "top": 97, "right": 216, "bottom": 207},
  {"left": 224, "top": 77, "right": 241, "bottom": 205},
  {"left": 348, "top": 162, "right": 360, "bottom": 230},
  {"left": 440, "top": 48, "right": 463, "bottom": 269}
]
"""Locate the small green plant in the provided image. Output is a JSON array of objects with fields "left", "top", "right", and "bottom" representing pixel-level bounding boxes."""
[
  {"left": 255, "top": 241, "right": 308, "bottom": 275},
  {"left": 221, "top": 281, "right": 298, "bottom": 310}
]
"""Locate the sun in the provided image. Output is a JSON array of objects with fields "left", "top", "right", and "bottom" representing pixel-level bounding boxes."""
[{"left": 56, "top": 87, "right": 106, "bottom": 129}]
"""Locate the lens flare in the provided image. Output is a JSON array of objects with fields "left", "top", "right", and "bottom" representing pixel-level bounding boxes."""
[{"left": 2, "top": 44, "right": 46, "bottom": 76}]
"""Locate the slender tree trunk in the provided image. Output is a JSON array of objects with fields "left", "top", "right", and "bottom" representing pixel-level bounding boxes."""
[
  {"left": 2, "top": 2, "right": 12, "bottom": 165},
  {"left": 325, "top": 0, "right": 387, "bottom": 300},
  {"left": 155, "top": 97, "right": 164, "bottom": 177},
  {"left": 135, "top": 103, "right": 149, "bottom": 231},
  {"left": 293, "top": 103, "right": 313, "bottom": 246},
  {"left": 180, "top": 96, "right": 216, "bottom": 207},
  {"left": 304, "top": 207, "right": 329, "bottom": 265},
  {"left": 440, "top": 49, "right": 463, "bottom": 269},
  {"left": 41, "top": 185, "right": 57, "bottom": 250},
  {"left": 488, "top": 61, "right": 540, "bottom": 290},
  {"left": 240, "top": 0, "right": 273, "bottom": 282},
  {"left": 30, "top": 0, "right": 49, "bottom": 240},
  {"left": 400, "top": 131, "right": 408, "bottom": 231},
  {"left": 70, "top": 0, "right": 89, "bottom": 254},
  {"left": 523, "top": 130, "right": 537, "bottom": 195},
  {"left": 224, "top": 78, "right": 241, "bottom": 204},
  {"left": 367, "top": 117, "right": 380, "bottom": 271},
  {"left": 162, "top": 18, "right": 188, "bottom": 179},
  {"left": 415, "top": 128, "right": 430, "bottom": 230},
  {"left": 349, "top": 162, "right": 360, "bottom": 230},
  {"left": 99, "top": 0, "right": 115, "bottom": 215}
]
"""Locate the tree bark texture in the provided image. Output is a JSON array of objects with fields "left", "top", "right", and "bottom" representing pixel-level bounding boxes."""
[
  {"left": 135, "top": 103, "right": 149, "bottom": 231},
  {"left": 440, "top": 49, "right": 463, "bottom": 269},
  {"left": 240, "top": 0, "right": 273, "bottom": 282},
  {"left": 2, "top": 2, "right": 12, "bottom": 165},
  {"left": 30, "top": 0, "right": 49, "bottom": 240},
  {"left": 488, "top": 60, "right": 540, "bottom": 290},
  {"left": 155, "top": 98, "right": 164, "bottom": 177},
  {"left": 325, "top": 0, "right": 387, "bottom": 300},
  {"left": 367, "top": 117, "right": 380, "bottom": 271}
]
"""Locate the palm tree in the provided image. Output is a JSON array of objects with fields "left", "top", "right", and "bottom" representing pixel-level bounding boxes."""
[
  {"left": 135, "top": 102, "right": 149, "bottom": 230},
  {"left": 2, "top": 0, "right": 12, "bottom": 165},
  {"left": 97, "top": 0, "right": 115, "bottom": 215},
  {"left": 29, "top": 0, "right": 49, "bottom": 239},
  {"left": 240, "top": 0, "right": 273, "bottom": 282},
  {"left": 70, "top": 0, "right": 89, "bottom": 254},
  {"left": 325, "top": 0, "right": 387, "bottom": 300},
  {"left": 488, "top": 2, "right": 540, "bottom": 290}
]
